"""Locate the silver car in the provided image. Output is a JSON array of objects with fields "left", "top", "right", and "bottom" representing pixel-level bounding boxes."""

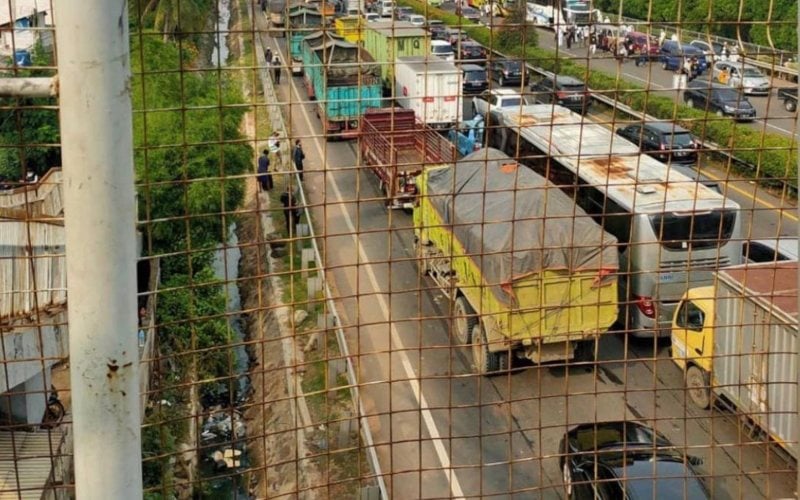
[{"left": 712, "top": 61, "right": 771, "bottom": 95}]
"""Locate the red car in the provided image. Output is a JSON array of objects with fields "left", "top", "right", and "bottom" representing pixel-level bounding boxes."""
[{"left": 625, "top": 31, "right": 660, "bottom": 59}]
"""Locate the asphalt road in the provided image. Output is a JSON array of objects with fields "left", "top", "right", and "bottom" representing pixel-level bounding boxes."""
[
  {"left": 258, "top": 23, "right": 797, "bottom": 497},
  {"left": 436, "top": 2, "right": 799, "bottom": 139}
]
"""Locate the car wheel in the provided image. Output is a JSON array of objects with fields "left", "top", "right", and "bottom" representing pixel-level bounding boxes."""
[
  {"left": 452, "top": 296, "right": 476, "bottom": 345},
  {"left": 563, "top": 461, "right": 574, "bottom": 498},
  {"left": 686, "top": 98, "right": 695, "bottom": 108},
  {"left": 686, "top": 365, "right": 712, "bottom": 409},
  {"left": 785, "top": 100, "right": 797, "bottom": 112},
  {"left": 498, "top": 76, "right": 505, "bottom": 86}
]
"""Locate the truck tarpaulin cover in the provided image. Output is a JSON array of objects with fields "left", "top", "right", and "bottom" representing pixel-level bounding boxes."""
[
  {"left": 425, "top": 148, "right": 619, "bottom": 296},
  {"left": 309, "top": 33, "right": 380, "bottom": 79}
]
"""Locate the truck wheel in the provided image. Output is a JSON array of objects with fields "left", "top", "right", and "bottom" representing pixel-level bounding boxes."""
[
  {"left": 498, "top": 76, "right": 505, "bottom": 86},
  {"left": 686, "top": 365, "right": 711, "bottom": 409},
  {"left": 785, "top": 99, "right": 797, "bottom": 112},
  {"left": 453, "top": 296, "right": 476, "bottom": 345},
  {"left": 574, "top": 339, "right": 596, "bottom": 363},
  {"left": 661, "top": 60, "right": 668, "bottom": 70},
  {"left": 471, "top": 324, "right": 507, "bottom": 374}
]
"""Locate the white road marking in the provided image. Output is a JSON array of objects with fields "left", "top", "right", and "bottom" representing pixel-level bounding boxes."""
[{"left": 270, "top": 40, "right": 467, "bottom": 500}]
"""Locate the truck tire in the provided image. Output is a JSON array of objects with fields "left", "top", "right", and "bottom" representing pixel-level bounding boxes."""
[
  {"left": 573, "top": 339, "right": 597, "bottom": 363},
  {"left": 471, "top": 324, "right": 508, "bottom": 375},
  {"left": 686, "top": 365, "right": 711, "bottom": 410},
  {"left": 785, "top": 99, "right": 797, "bottom": 112},
  {"left": 453, "top": 296, "right": 476, "bottom": 345}
]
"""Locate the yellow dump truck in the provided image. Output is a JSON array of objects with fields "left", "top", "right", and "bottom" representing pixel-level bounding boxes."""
[
  {"left": 334, "top": 16, "right": 363, "bottom": 44},
  {"left": 671, "top": 261, "right": 797, "bottom": 460},
  {"left": 413, "top": 148, "right": 619, "bottom": 374}
]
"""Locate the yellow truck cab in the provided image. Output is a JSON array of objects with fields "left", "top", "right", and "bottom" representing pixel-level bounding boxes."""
[
  {"left": 670, "top": 262, "right": 798, "bottom": 460},
  {"left": 670, "top": 285, "right": 715, "bottom": 407}
]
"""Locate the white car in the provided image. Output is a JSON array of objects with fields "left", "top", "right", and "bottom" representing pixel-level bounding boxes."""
[
  {"left": 408, "top": 14, "right": 426, "bottom": 27},
  {"left": 471, "top": 88, "right": 528, "bottom": 119},
  {"left": 430, "top": 40, "right": 455, "bottom": 61},
  {"left": 712, "top": 61, "right": 771, "bottom": 95},
  {"left": 364, "top": 12, "right": 380, "bottom": 22}
]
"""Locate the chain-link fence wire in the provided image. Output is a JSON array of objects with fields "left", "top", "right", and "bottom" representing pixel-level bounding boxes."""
[{"left": 0, "top": 0, "right": 797, "bottom": 497}]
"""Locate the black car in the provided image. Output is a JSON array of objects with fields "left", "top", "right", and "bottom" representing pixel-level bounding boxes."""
[
  {"left": 560, "top": 421, "right": 709, "bottom": 500},
  {"left": 456, "top": 40, "right": 486, "bottom": 62},
  {"left": 426, "top": 20, "right": 448, "bottom": 40},
  {"left": 616, "top": 122, "right": 698, "bottom": 165},
  {"left": 529, "top": 74, "right": 592, "bottom": 114},
  {"left": 461, "top": 64, "right": 488, "bottom": 93},
  {"left": 683, "top": 81, "right": 756, "bottom": 121},
  {"left": 488, "top": 59, "right": 524, "bottom": 86}
]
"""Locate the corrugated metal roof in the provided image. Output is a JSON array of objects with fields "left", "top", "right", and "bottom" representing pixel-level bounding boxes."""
[
  {"left": 0, "top": 0, "right": 52, "bottom": 27},
  {"left": 0, "top": 220, "right": 66, "bottom": 320},
  {"left": 0, "top": 429, "right": 64, "bottom": 500},
  {"left": 368, "top": 21, "right": 428, "bottom": 38}
]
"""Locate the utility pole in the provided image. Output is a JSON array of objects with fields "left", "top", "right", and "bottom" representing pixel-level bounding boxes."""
[{"left": 54, "top": 1, "right": 142, "bottom": 498}]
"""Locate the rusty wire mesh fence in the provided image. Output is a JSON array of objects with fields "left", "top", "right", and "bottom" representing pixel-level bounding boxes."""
[{"left": 0, "top": 0, "right": 797, "bottom": 498}]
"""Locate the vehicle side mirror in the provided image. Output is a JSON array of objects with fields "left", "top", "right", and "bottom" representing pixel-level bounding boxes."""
[{"left": 688, "top": 455, "right": 704, "bottom": 466}]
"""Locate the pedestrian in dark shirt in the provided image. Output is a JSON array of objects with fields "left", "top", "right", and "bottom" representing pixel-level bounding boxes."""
[
  {"left": 265, "top": 47, "right": 272, "bottom": 67},
  {"left": 280, "top": 187, "right": 300, "bottom": 237},
  {"left": 272, "top": 55, "right": 281, "bottom": 84},
  {"left": 257, "top": 149, "right": 272, "bottom": 192},
  {"left": 293, "top": 140, "right": 305, "bottom": 181}
]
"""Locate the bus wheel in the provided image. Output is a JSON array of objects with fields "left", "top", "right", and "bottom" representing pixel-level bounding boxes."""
[{"left": 686, "top": 365, "right": 711, "bottom": 409}]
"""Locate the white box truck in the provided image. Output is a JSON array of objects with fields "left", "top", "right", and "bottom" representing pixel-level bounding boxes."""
[
  {"left": 395, "top": 56, "right": 462, "bottom": 128},
  {"left": 671, "top": 261, "right": 797, "bottom": 460}
]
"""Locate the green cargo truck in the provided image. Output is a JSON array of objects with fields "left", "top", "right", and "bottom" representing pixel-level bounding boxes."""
[
  {"left": 287, "top": 8, "right": 326, "bottom": 75},
  {"left": 363, "top": 21, "right": 429, "bottom": 90},
  {"left": 414, "top": 148, "right": 619, "bottom": 374}
]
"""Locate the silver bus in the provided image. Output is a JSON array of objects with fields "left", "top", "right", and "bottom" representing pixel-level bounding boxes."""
[{"left": 490, "top": 105, "right": 742, "bottom": 336}]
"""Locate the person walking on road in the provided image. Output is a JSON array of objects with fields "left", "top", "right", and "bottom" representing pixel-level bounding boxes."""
[
  {"left": 265, "top": 47, "right": 272, "bottom": 67},
  {"left": 280, "top": 186, "right": 301, "bottom": 238},
  {"left": 268, "top": 131, "right": 282, "bottom": 167},
  {"left": 293, "top": 140, "right": 306, "bottom": 181},
  {"left": 257, "top": 149, "right": 272, "bottom": 192},
  {"left": 272, "top": 54, "right": 282, "bottom": 84}
]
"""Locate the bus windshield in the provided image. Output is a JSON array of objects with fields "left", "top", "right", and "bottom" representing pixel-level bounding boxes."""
[{"left": 649, "top": 210, "right": 737, "bottom": 250}]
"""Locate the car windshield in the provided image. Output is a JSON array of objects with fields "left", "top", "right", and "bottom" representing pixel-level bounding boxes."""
[
  {"left": 432, "top": 45, "right": 453, "bottom": 54},
  {"left": 665, "top": 132, "right": 694, "bottom": 148},
  {"left": 616, "top": 459, "right": 709, "bottom": 499},
  {"left": 742, "top": 68, "right": 764, "bottom": 77},
  {"left": 465, "top": 70, "right": 486, "bottom": 81},
  {"left": 717, "top": 88, "right": 744, "bottom": 100},
  {"left": 559, "top": 83, "right": 585, "bottom": 92},
  {"left": 504, "top": 61, "right": 522, "bottom": 71}
]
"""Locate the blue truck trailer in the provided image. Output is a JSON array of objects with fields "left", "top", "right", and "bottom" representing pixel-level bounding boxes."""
[{"left": 302, "top": 32, "right": 383, "bottom": 139}]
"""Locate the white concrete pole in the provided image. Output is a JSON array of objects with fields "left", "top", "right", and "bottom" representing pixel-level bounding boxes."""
[{"left": 54, "top": 1, "right": 142, "bottom": 498}]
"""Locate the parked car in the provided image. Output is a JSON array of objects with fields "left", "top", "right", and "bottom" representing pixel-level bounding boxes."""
[
  {"left": 659, "top": 41, "right": 708, "bottom": 73},
  {"left": 457, "top": 6, "right": 482, "bottom": 22},
  {"left": 683, "top": 81, "right": 756, "bottom": 121},
  {"left": 471, "top": 88, "right": 528, "bottom": 119},
  {"left": 778, "top": 86, "right": 798, "bottom": 112},
  {"left": 712, "top": 61, "right": 771, "bottom": 95},
  {"left": 426, "top": 20, "right": 448, "bottom": 40},
  {"left": 624, "top": 31, "right": 660, "bottom": 59},
  {"left": 461, "top": 64, "right": 488, "bottom": 93},
  {"left": 488, "top": 58, "right": 525, "bottom": 86},
  {"left": 689, "top": 39, "right": 723, "bottom": 62},
  {"left": 430, "top": 39, "right": 455, "bottom": 61},
  {"left": 559, "top": 421, "right": 709, "bottom": 500},
  {"left": 615, "top": 121, "right": 698, "bottom": 165},
  {"left": 529, "top": 74, "right": 592, "bottom": 114},
  {"left": 742, "top": 237, "right": 799, "bottom": 263},
  {"left": 408, "top": 14, "right": 426, "bottom": 27},
  {"left": 456, "top": 40, "right": 486, "bottom": 62}
]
